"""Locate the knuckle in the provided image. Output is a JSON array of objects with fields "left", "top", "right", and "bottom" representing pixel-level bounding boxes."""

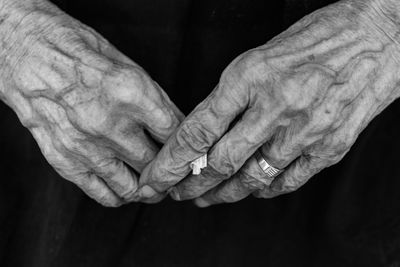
[
  {"left": 134, "top": 144, "right": 157, "bottom": 168},
  {"left": 278, "top": 179, "right": 302, "bottom": 193},
  {"left": 70, "top": 103, "right": 112, "bottom": 137},
  {"left": 50, "top": 133, "right": 66, "bottom": 152},
  {"left": 75, "top": 172, "right": 95, "bottom": 189},
  {"left": 92, "top": 159, "right": 138, "bottom": 199},
  {"left": 243, "top": 50, "right": 267, "bottom": 69},
  {"left": 106, "top": 66, "right": 147, "bottom": 105},
  {"left": 243, "top": 51, "right": 272, "bottom": 80},
  {"left": 59, "top": 134, "right": 84, "bottom": 154},
  {"left": 165, "top": 111, "right": 182, "bottom": 131},
  {"left": 309, "top": 145, "right": 347, "bottom": 167},
  {"left": 265, "top": 148, "right": 295, "bottom": 170},
  {"left": 207, "top": 148, "right": 239, "bottom": 179},
  {"left": 240, "top": 172, "right": 265, "bottom": 190},
  {"left": 150, "top": 108, "right": 178, "bottom": 134},
  {"left": 238, "top": 49, "right": 265, "bottom": 69},
  {"left": 120, "top": 188, "right": 137, "bottom": 201},
  {"left": 206, "top": 147, "right": 239, "bottom": 179},
  {"left": 85, "top": 118, "right": 112, "bottom": 137},
  {"left": 42, "top": 141, "right": 64, "bottom": 163},
  {"left": 176, "top": 121, "right": 217, "bottom": 153},
  {"left": 94, "top": 157, "right": 118, "bottom": 174},
  {"left": 113, "top": 179, "right": 138, "bottom": 201},
  {"left": 206, "top": 159, "right": 234, "bottom": 180},
  {"left": 154, "top": 109, "right": 174, "bottom": 127},
  {"left": 274, "top": 173, "right": 304, "bottom": 193},
  {"left": 223, "top": 49, "right": 268, "bottom": 83}
]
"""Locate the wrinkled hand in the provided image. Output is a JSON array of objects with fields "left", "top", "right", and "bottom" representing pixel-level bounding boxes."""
[
  {"left": 136, "top": 0, "right": 400, "bottom": 206},
  {"left": 0, "top": 1, "right": 183, "bottom": 206}
]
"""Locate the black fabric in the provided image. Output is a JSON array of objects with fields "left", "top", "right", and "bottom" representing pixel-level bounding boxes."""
[{"left": 1, "top": 0, "right": 400, "bottom": 266}]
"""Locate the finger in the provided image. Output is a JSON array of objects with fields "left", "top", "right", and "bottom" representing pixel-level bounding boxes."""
[
  {"left": 171, "top": 122, "right": 297, "bottom": 200},
  {"left": 136, "top": 82, "right": 250, "bottom": 199},
  {"left": 193, "top": 156, "right": 267, "bottom": 207},
  {"left": 108, "top": 127, "right": 159, "bottom": 172},
  {"left": 76, "top": 172, "right": 123, "bottom": 207},
  {"left": 47, "top": 126, "right": 143, "bottom": 201},
  {"left": 138, "top": 79, "right": 184, "bottom": 143},
  {"left": 142, "top": 83, "right": 185, "bottom": 143},
  {"left": 254, "top": 155, "right": 326, "bottom": 198},
  {"left": 31, "top": 123, "right": 125, "bottom": 207},
  {"left": 104, "top": 50, "right": 187, "bottom": 146},
  {"left": 193, "top": 140, "right": 300, "bottom": 207},
  {"left": 169, "top": 108, "right": 272, "bottom": 200},
  {"left": 91, "top": 158, "right": 139, "bottom": 201},
  {"left": 107, "top": 130, "right": 166, "bottom": 201},
  {"left": 51, "top": 152, "right": 124, "bottom": 207},
  {"left": 48, "top": 125, "right": 144, "bottom": 200}
]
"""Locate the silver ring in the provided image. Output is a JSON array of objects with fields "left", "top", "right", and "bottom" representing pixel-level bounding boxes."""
[{"left": 254, "top": 149, "right": 283, "bottom": 179}]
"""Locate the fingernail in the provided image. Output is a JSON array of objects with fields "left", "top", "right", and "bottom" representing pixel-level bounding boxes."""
[
  {"left": 140, "top": 185, "right": 157, "bottom": 199},
  {"left": 194, "top": 198, "right": 210, "bottom": 208},
  {"left": 168, "top": 187, "right": 181, "bottom": 201}
]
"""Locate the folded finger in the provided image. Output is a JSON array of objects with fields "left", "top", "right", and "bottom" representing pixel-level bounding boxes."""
[
  {"left": 171, "top": 110, "right": 290, "bottom": 201},
  {"left": 140, "top": 83, "right": 185, "bottom": 143},
  {"left": 54, "top": 160, "right": 124, "bottom": 207},
  {"left": 31, "top": 119, "right": 130, "bottom": 207},
  {"left": 194, "top": 140, "right": 300, "bottom": 207},
  {"left": 76, "top": 172, "right": 123, "bottom": 207},
  {"left": 193, "top": 156, "right": 266, "bottom": 207},
  {"left": 108, "top": 128, "right": 159, "bottom": 172},
  {"left": 136, "top": 83, "right": 250, "bottom": 199},
  {"left": 91, "top": 158, "right": 139, "bottom": 201},
  {"left": 254, "top": 155, "right": 326, "bottom": 198}
]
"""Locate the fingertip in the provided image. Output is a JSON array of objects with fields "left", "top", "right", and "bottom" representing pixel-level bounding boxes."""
[
  {"left": 140, "top": 193, "right": 167, "bottom": 204},
  {"left": 130, "top": 184, "right": 166, "bottom": 203},
  {"left": 168, "top": 187, "right": 181, "bottom": 201},
  {"left": 101, "top": 198, "right": 124, "bottom": 208},
  {"left": 194, "top": 197, "right": 211, "bottom": 208},
  {"left": 138, "top": 185, "right": 158, "bottom": 199},
  {"left": 134, "top": 164, "right": 165, "bottom": 201},
  {"left": 95, "top": 191, "right": 124, "bottom": 208},
  {"left": 137, "top": 161, "right": 154, "bottom": 186}
]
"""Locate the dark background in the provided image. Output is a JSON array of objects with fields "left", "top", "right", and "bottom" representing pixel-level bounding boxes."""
[{"left": 1, "top": 0, "right": 400, "bottom": 266}]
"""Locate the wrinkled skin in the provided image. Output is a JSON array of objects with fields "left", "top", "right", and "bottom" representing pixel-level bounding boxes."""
[
  {"left": 0, "top": 1, "right": 183, "bottom": 207},
  {"left": 136, "top": 0, "right": 400, "bottom": 206}
]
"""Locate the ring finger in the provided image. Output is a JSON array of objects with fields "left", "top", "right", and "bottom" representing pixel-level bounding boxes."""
[{"left": 193, "top": 143, "right": 300, "bottom": 207}]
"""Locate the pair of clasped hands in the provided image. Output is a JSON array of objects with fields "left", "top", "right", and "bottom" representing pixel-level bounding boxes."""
[{"left": 6, "top": 0, "right": 400, "bottom": 207}]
